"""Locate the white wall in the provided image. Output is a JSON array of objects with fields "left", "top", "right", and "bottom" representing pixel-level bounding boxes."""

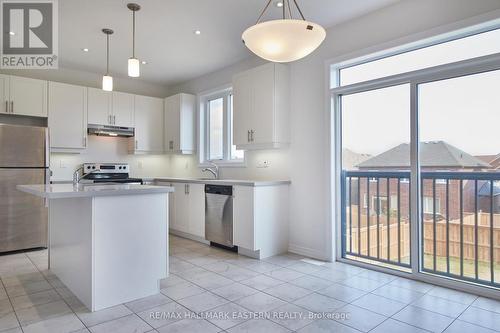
[
  {"left": 50, "top": 136, "right": 170, "bottom": 181},
  {"left": 166, "top": 0, "right": 500, "bottom": 260}
]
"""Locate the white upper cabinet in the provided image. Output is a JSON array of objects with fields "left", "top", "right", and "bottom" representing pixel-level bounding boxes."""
[
  {"left": 232, "top": 63, "right": 290, "bottom": 150},
  {"left": 87, "top": 88, "right": 111, "bottom": 125},
  {"left": 88, "top": 89, "right": 134, "bottom": 127},
  {"left": 48, "top": 82, "right": 87, "bottom": 151},
  {"left": 164, "top": 93, "right": 196, "bottom": 154},
  {"left": 112, "top": 92, "right": 134, "bottom": 127},
  {"left": 0, "top": 75, "right": 47, "bottom": 117},
  {"left": 0, "top": 75, "right": 9, "bottom": 115},
  {"left": 132, "top": 95, "right": 164, "bottom": 153}
]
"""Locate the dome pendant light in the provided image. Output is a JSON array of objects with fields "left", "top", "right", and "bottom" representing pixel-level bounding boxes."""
[
  {"left": 242, "top": 0, "right": 326, "bottom": 63},
  {"left": 127, "top": 3, "right": 141, "bottom": 77},
  {"left": 102, "top": 28, "right": 114, "bottom": 92}
]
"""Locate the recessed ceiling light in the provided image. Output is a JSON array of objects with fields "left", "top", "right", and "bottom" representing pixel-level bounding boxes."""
[
  {"left": 9, "top": 31, "right": 15, "bottom": 36},
  {"left": 275, "top": 1, "right": 284, "bottom": 8},
  {"left": 141, "top": 60, "right": 147, "bottom": 65},
  {"left": 194, "top": 30, "right": 201, "bottom": 35},
  {"left": 81, "top": 48, "right": 89, "bottom": 52}
]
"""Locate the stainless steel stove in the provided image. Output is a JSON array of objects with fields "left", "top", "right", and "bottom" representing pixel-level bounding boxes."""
[{"left": 80, "top": 163, "right": 143, "bottom": 184}]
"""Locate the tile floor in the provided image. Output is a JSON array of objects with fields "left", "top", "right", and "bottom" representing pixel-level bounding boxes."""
[{"left": 0, "top": 235, "right": 499, "bottom": 333}]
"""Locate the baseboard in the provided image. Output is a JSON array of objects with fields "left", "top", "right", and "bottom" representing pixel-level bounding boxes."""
[
  {"left": 169, "top": 229, "right": 210, "bottom": 245},
  {"left": 288, "top": 243, "right": 328, "bottom": 261}
]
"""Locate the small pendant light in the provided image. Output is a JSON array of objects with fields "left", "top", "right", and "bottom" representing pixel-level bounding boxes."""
[
  {"left": 102, "top": 28, "right": 114, "bottom": 91},
  {"left": 127, "top": 3, "right": 141, "bottom": 77},
  {"left": 242, "top": 0, "right": 326, "bottom": 63}
]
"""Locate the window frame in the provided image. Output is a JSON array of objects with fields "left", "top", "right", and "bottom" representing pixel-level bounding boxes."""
[
  {"left": 198, "top": 87, "right": 246, "bottom": 167},
  {"left": 330, "top": 18, "right": 500, "bottom": 298}
]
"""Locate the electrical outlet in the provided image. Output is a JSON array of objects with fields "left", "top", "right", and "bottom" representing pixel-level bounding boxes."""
[{"left": 257, "top": 160, "right": 270, "bottom": 168}]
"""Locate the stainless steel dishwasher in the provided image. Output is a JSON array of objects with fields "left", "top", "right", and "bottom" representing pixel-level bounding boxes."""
[{"left": 205, "top": 184, "right": 235, "bottom": 249}]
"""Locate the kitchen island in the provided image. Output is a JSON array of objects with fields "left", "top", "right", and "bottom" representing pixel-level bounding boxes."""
[{"left": 17, "top": 183, "right": 174, "bottom": 312}]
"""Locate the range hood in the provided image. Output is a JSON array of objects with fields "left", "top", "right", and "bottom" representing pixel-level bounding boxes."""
[{"left": 87, "top": 124, "right": 134, "bottom": 137}]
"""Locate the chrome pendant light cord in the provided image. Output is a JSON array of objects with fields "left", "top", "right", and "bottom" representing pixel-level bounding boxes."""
[
  {"left": 255, "top": 0, "right": 306, "bottom": 24},
  {"left": 286, "top": 0, "right": 293, "bottom": 19},
  {"left": 132, "top": 10, "right": 136, "bottom": 58},
  {"left": 292, "top": 0, "right": 306, "bottom": 20},
  {"left": 256, "top": 0, "right": 272, "bottom": 24},
  {"left": 106, "top": 33, "right": 109, "bottom": 75}
]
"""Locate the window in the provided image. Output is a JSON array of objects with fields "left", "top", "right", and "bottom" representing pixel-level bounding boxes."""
[
  {"left": 208, "top": 98, "right": 224, "bottom": 160},
  {"left": 201, "top": 89, "right": 244, "bottom": 164},
  {"left": 338, "top": 28, "right": 500, "bottom": 86},
  {"left": 363, "top": 195, "right": 398, "bottom": 214},
  {"left": 422, "top": 197, "right": 441, "bottom": 214},
  {"left": 336, "top": 23, "right": 500, "bottom": 285}
]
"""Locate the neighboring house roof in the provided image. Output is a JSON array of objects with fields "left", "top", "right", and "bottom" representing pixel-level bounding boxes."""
[
  {"left": 343, "top": 149, "right": 371, "bottom": 170},
  {"left": 357, "top": 141, "right": 492, "bottom": 169},
  {"left": 476, "top": 154, "right": 500, "bottom": 170}
]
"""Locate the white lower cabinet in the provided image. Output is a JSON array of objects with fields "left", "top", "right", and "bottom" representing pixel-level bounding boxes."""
[
  {"left": 158, "top": 182, "right": 205, "bottom": 239},
  {"left": 233, "top": 185, "right": 289, "bottom": 259}
]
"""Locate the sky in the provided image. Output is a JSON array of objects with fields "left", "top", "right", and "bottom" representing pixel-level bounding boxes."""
[{"left": 341, "top": 29, "right": 500, "bottom": 158}]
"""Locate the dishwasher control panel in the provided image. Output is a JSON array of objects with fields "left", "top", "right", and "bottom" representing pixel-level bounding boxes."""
[{"left": 205, "top": 185, "right": 233, "bottom": 196}]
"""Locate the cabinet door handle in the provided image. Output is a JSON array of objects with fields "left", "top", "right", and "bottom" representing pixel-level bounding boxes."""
[
  {"left": 135, "top": 140, "right": 138, "bottom": 149},
  {"left": 108, "top": 115, "right": 111, "bottom": 124},
  {"left": 10, "top": 101, "right": 13, "bottom": 113},
  {"left": 184, "top": 184, "right": 187, "bottom": 194},
  {"left": 187, "top": 184, "right": 190, "bottom": 194},
  {"left": 169, "top": 140, "right": 174, "bottom": 150},
  {"left": 247, "top": 130, "right": 250, "bottom": 142},
  {"left": 250, "top": 130, "right": 254, "bottom": 142},
  {"left": 113, "top": 115, "right": 116, "bottom": 124},
  {"left": 4, "top": 101, "right": 7, "bottom": 113},
  {"left": 83, "top": 137, "right": 86, "bottom": 147}
]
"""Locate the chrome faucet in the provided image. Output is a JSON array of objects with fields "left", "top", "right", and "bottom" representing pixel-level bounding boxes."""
[
  {"left": 72, "top": 166, "right": 84, "bottom": 185},
  {"left": 202, "top": 161, "right": 219, "bottom": 179}
]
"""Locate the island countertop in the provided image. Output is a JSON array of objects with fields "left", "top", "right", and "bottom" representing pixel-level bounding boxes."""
[
  {"left": 17, "top": 183, "right": 175, "bottom": 199},
  {"left": 147, "top": 177, "right": 291, "bottom": 187}
]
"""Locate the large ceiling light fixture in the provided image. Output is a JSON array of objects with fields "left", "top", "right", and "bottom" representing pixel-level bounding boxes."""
[
  {"left": 242, "top": 0, "right": 326, "bottom": 63},
  {"left": 102, "top": 28, "right": 114, "bottom": 92},
  {"left": 127, "top": 3, "right": 141, "bottom": 77}
]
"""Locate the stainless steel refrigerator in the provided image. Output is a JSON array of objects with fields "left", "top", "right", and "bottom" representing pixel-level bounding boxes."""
[{"left": 0, "top": 124, "right": 49, "bottom": 253}]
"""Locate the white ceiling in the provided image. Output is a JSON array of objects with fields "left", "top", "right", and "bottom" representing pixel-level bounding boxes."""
[{"left": 59, "top": 0, "right": 399, "bottom": 86}]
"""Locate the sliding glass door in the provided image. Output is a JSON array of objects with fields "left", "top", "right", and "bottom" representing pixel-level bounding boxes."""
[
  {"left": 341, "top": 85, "right": 411, "bottom": 271},
  {"left": 418, "top": 70, "right": 500, "bottom": 287},
  {"left": 332, "top": 25, "right": 500, "bottom": 293}
]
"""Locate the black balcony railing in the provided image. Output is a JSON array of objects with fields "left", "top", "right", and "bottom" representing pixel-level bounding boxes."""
[{"left": 341, "top": 170, "right": 500, "bottom": 287}]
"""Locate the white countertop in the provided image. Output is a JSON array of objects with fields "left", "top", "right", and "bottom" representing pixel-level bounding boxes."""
[
  {"left": 149, "top": 177, "right": 291, "bottom": 187},
  {"left": 17, "top": 183, "right": 174, "bottom": 199}
]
